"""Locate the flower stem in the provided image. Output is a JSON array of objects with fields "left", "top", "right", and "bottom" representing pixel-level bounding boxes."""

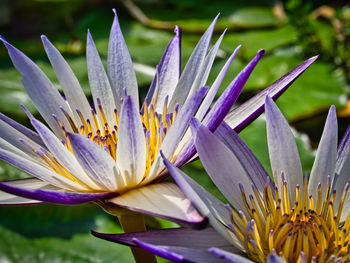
[{"left": 118, "top": 213, "right": 158, "bottom": 263}]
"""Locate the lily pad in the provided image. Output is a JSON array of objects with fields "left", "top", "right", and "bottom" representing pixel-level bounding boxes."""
[
  {"left": 220, "top": 24, "right": 298, "bottom": 58},
  {"left": 226, "top": 7, "right": 282, "bottom": 28},
  {"left": 0, "top": 225, "right": 133, "bottom": 263},
  {"left": 244, "top": 52, "right": 348, "bottom": 120}
]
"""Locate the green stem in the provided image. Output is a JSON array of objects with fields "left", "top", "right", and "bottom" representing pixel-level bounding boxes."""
[{"left": 118, "top": 213, "right": 158, "bottom": 263}]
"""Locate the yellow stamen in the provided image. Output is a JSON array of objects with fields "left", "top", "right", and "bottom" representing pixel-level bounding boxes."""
[{"left": 228, "top": 177, "right": 350, "bottom": 263}]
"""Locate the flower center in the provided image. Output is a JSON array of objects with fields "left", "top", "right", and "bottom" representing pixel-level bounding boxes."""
[
  {"left": 28, "top": 98, "right": 176, "bottom": 187},
  {"left": 230, "top": 176, "right": 350, "bottom": 263}
]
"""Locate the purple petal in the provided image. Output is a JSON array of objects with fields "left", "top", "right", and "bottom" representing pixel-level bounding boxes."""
[
  {"left": 92, "top": 227, "right": 231, "bottom": 249},
  {"left": 209, "top": 247, "right": 254, "bottom": 263},
  {"left": 267, "top": 253, "right": 285, "bottom": 263},
  {"left": 309, "top": 106, "right": 337, "bottom": 197},
  {"left": 174, "top": 49, "right": 265, "bottom": 168},
  {"left": 203, "top": 49, "right": 265, "bottom": 131},
  {"left": 0, "top": 178, "right": 45, "bottom": 205},
  {"left": 87, "top": 30, "right": 116, "bottom": 127},
  {"left": 30, "top": 118, "right": 101, "bottom": 190},
  {"left": 214, "top": 121, "right": 268, "bottom": 192},
  {"left": 0, "top": 112, "right": 43, "bottom": 146},
  {"left": 133, "top": 239, "right": 229, "bottom": 263},
  {"left": 150, "top": 26, "right": 181, "bottom": 113},
  {"left": 0, "top": 147, "right": 87, "bottom": 191},
  {"left": 225, "top": 56, "right": 318, "bottom": 132},
  {"left": 0, "top": 38, "right": 74, "bottom": 138},
  {"left": 196, "top": 45, "right": 241, "bottom": 121},
  {"left": 0, "top": 117, "right": 43, "bottom": 160},
  {"left": 335, "top": 125, "right": 350, "bottom": 221},
  {"left": 132, "top": 240, "right": 184, "bottom": 263},
  {"left": 0, "top": 178, "right": 110, "bottom": 205},
  {"left": 162, "top": 154, "right": 241, "bottom": 246},
  {"left": 186, "top": 29, "right": 226, "bottom": 101},
  {"left": 41, "top": 35, "right": 93, "bottom": 128},
  {"left": 108, "top": 9, "right": 138, "bottom": 109},
  {"left": 143, "top": 26, "right": 181, "bottom": 113},
  {"left": 144, "top": 86, "right": 208, "bottom": 183},
  {"left": 168, "top": 14, "right": 219, "bottom": 111},
  {"left": 67, "top": 133, "right": 122, "bottom": 191},
  {"left": 194, "top": 124, "right": 256, "bottom": 213},
  {"left": 336, "top": 124, "right": 350, "bottom": 181},
  {"left": 265, "top": 96, "right": 302, "bottom": 202},
  {"left": 108, "top": 182, "right": 206, "bottom": 228},
  {"left": 117, "top": 96, "right": 146, "bottom": 185}
]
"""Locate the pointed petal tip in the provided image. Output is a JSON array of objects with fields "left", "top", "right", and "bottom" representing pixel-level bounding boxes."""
[
  {"left": 0, "top": 35, "right": 8, "bottom": 44},
  {"left": 132, "top": 238, "right": 185, "bottom": 262},
  {"left": 265, "top": 95, "right": 274, "bottom": 108},
  {"left": 189, "top": 117, "right": 200, "bottom": 136},
  {"left": 311, "top": 54, "right": 319, "bottom": 61},
  {"left": 159, "top": 150, "right": 167, "bottom": 162},
  {"left": 40, "top": 35, "right": 47, "bottom": 42},
  {"left": 91, "top": 229, "right": 101, "bottom": 238},
  {"left": 20, "top": 104, "right": 34, "bottom": 120},
  {"left": 112, "top": 8, "right": 117, "bottom": 15},
  {"left": 199, "top": 85, "right": 209, "bottom": 95},
  {"left": 257, "top": 49, "right": 266, "bottom": 57},
  {"left": 209, "top": 13, "right": 220, "bottom": 27},
  {"left": 174, "top": 25, "right": 181, "bottom": 36}
]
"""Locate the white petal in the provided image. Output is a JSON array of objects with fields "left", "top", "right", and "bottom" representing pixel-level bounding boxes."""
[
  {"left": 186, "top": 30, "right": 225, "bottom": 102},
  {"left": 87, "top": 30, "right": 116, "bottom": 127},
  {"left": 168, "top": 14, "right": 218, "bottom": 111},
  {"left": 265, "top": 96, "right": 302, "bottom": 202},
  {"left": 163, "top": 156, "right": 242, "bottom": 248},
  {"left": 0, "top": 148, "right": 87, "bottom": 191},
  {"left": 109, "top": 182, "right": 204, "bottom": 226},
  {"left": 1, "top": 39, "right": 73, "bottom": 138},
  {"left": 143, "top": 86, "right": 208, "bottom": 184},
  {"left": 31, "top": 118, "right": 101, "bottom": 190},
  {"left": 67, "top": 133, "right": 123, "bottom": 191},
  {"left": 107, "top": 10, "right": 138, "bottom": 109},
  {"left": 309, "top": 106, "right": 337, "bottom": 198},
  {"left": 0, "top": 178, "right": 46, "bottom": 205},
  {"left": 194, "top": 124, "right": 256, "bottom": 213},
  {"left": 117, "top": 96, "right": 146, "bottom": 186},
  {"left": 41, "top": 35, "right": 93, "bottom": 128}
]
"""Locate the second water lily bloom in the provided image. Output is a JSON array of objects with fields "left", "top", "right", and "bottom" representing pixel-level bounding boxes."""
[
  {"left": 94, "top": 97, "right": 350, "bottom": 263},
  {"left": 0, "top": 9, "right": 316, "bottom": 234}
]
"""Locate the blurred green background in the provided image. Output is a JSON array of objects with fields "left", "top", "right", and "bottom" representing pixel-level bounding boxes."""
[{"left": 0, "top": 0, "right": 349, "bottom": 262}]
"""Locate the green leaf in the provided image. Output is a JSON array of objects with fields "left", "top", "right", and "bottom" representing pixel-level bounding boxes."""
[
  {"left": 220, "top": 25, "right": 298, "bottom": 58},
  {"left": 226, "top": 7, "right": 282, "bottom": 28},
  {"left": 245, "top": 52, "right": 348, "bottom": 120},
  {"left": 0, "top": 203, "right": 105, "bottom": 238},
  {"left": 0, "top": 225, "right": 134, "bottom": 263}
]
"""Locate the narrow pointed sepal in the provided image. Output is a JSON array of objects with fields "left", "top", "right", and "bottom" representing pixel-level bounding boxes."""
[
  {"left": 265, "top": 96, "right": 303, "bottom": 202},
  {"left": 0, "top": 37, "right": 73, "bottom": 138},
  {"left": 108, "top": 9, "right": 138, "bottom": 109},
  {"left": 0, "top": 178, "right": 110, "bottom": 205},
  {"left": 225, "top": 56, "right": 319, "bottom": 132}
]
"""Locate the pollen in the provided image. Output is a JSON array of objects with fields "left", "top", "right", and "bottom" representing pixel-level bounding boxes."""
[
  {"left": 230, "top": 175, "right": 350, "bottom": 263},
  {"left": 29, "top": 97, "right": 177, "bottom": 186}
]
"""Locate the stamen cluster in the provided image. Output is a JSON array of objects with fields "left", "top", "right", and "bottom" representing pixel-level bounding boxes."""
[
  {"left": 230, "top": 176, "right": 350, "bottom": 263},
  {"left": 24, "top": 98, "right": 176, "bottom": 188}
]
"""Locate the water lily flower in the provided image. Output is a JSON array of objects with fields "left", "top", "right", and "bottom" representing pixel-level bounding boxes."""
[
  {"left": 93, "top": 97, "right": 350, "bottom": 263},
  {"left": 0, "top": 9, "right": 316, "bottom": 233}
]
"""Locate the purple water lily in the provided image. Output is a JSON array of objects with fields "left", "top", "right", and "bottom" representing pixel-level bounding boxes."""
[
  {"left": 0, "top": 7, "right": 317, "bottom": 244},
  {"left": 94, "top": 97, "right": 350, "bottom": 263}
]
